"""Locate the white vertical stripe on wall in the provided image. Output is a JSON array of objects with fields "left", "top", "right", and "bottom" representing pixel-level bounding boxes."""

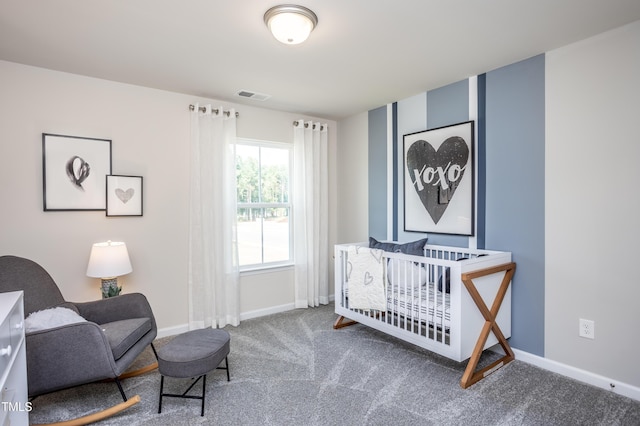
[
  {"left": 396, "top": 93, "right": 428, "bottom": 243},
  {"left": 468, "top": 76, "right": 478, "bottom": 250},
  {"left": 387, "top": 103, "right": 394, "bottom": 241}
]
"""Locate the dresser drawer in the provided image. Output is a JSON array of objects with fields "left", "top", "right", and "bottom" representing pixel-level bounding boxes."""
[
  {"left": 9, "top": 299, "right": 24, "bottom": 349},
  {"left": 0, "top": 307, "right": 11, "bottom": 376},
  {"left": 0, "top": 291, "right": 27, "bottom": 426}
]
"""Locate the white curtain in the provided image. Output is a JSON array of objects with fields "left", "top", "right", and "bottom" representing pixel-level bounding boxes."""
[
  {"left": 293, "top": 120, "right": 329, "bottom": 307},
  {"left": 188, "top": 104, "right": 240, "bottom": 328}
]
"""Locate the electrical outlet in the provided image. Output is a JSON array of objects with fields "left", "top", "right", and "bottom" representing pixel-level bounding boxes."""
[{"left": 579, "top": 318, "right": 595, "bottom": 339}]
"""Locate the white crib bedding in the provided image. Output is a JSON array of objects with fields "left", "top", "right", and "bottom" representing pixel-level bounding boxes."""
[
  {"left": 343, "top": 282, "right": 450, "bottom": 329},
  {"left": 388, "top": 284, "right": 450, "bottom": 327}
]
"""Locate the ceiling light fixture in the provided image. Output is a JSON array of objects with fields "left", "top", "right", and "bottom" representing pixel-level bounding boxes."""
[{"left": 264, "top": 4, "right": 318, "bottom": 45}]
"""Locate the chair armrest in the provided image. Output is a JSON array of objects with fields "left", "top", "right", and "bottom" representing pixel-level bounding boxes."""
[
  {"left": 73, "top": 293, "right": 156, "bottom": 327},
  {"left": 25, "top": 322, "right": 118, "bottom": 397}
]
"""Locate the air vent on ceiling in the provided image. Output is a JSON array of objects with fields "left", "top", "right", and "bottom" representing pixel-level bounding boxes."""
[{"left": 235, "top": 90, "right": 271, "bottom": 101}]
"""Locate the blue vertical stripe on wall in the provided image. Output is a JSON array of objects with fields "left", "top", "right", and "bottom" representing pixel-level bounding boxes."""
[
  {"left": 485, "top": 54, "right": 545, "bottom": 356},
  {"left": 368, "top": 106, "right": 388, "bottom": 240},
  {"left": 476, "top": 74, "right": 487, "bottom": 250},
  {"left": 427, "top": 80, "right": 469, "bottom": 129},
  {"left": 422, "top": 80, "right": 470, "bottom": 248}
]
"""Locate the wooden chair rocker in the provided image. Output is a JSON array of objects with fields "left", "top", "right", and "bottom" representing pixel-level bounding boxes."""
[{"left": 0, "top": 255, "right": 159, "bottom": 425}]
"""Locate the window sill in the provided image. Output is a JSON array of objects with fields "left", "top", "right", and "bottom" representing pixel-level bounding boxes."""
[{"left": 240, "top": 263, "right": 295, "bottom": 276}]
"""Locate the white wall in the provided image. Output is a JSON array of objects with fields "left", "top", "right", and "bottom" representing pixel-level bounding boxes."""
[
  {"left": 335, "top": 111, "right": 369, "bottom": 244},
  {"left": 546, "top": 21, "right": 640, "bottom": 387},
  {"left": 0, "top": 60, "right": 337, "bottom": 331}
]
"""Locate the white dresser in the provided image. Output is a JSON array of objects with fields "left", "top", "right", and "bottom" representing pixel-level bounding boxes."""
[{"left": 0, "top": 291, "right": 28, "bottom": 426}]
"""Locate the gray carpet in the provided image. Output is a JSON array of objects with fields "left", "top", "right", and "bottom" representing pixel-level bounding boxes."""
[{"left": 29, "top": 303, "right": 640, "bottom": 425}]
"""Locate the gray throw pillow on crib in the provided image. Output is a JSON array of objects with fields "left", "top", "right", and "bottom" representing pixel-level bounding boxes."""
[
  {"left": 438, "top": 254, "right": 487, "bottom": 293},
  {"left": 369, "top": 237, "right": 428, "bottom": 257},
  {"left": 438, "top": 268, "right": 452, "bottom": 293},
  {"left": 438, "top": 257, "right": 468, "bottom": 293}
]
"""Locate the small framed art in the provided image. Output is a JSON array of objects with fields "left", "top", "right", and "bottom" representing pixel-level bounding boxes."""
[
  {"left": 106, "top": 175, "right": 143, "bottom": 217},
  {"left": 43, "top": 133, "right": 112, "bottom": 211}
]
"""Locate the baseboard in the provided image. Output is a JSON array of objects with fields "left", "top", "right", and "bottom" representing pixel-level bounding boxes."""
[
  {"left": 157, "top": 323, "right": 189, "bottom": 339},
  {"left": 157, "top": 303, "right": 298, "bottom": 338},
  {"left": 512, "top": 348, "right": 640, "bottom": 402},
  {"left": 239, "top": 303, "right": 296, "bottom": 321}
]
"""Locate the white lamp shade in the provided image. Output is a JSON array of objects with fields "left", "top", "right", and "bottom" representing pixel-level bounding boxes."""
[
  {"left": 264, "top": 5, "right": 318, "bottom": 45},
  {"left": 86, "top": 241, "right": 132, "bottom": 278}
]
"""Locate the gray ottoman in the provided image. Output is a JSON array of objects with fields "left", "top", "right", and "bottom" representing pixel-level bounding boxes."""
[{"left": 157, "top": 328, "right": 230, "bottom": 416}]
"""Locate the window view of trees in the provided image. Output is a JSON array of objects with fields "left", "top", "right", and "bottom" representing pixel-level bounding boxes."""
[
  {"left": 236, "top": 146, "right": 289, "bottom": 218},
  {"left": 236, "top": 143, "right": 291, "bottom": 267}
]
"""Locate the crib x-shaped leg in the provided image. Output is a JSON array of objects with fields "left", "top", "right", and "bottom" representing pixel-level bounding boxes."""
[{"left": 460, "top": 262, "right": 516, "bottom": 389}]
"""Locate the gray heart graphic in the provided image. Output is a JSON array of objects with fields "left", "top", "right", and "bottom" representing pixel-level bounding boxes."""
[
  {"left": 115, "top": 188, "right": 134, "bottom": 204},
  {"left": 406, "top": 136, "right": 469, "bottom": 224},
  {"left": 363, "top": 272, "right": 374, "bottom": 285},
  {"left": 370, "top": 248, "right": 383, "bottom": 264}
]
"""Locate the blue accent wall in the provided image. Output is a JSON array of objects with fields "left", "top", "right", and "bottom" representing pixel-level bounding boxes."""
[
  {"left": 427, "top": 80, "right": 469, "bottom": 129},
  {"left": 368, "top": 106, "right": 388, "bottom": 240},
  {"left": 367, "top": 54, "right": 546, "bottom": 357},
  {"left": 421, "top": 80, "right": 470, "bottom": 248},
  {"left": 485, "top": 54, "right": 545, "bottom": 355}
]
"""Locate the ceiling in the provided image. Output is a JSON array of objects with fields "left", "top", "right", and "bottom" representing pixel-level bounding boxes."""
[{"left": 1, "top": 1, "right": 640, "bottom": 121}]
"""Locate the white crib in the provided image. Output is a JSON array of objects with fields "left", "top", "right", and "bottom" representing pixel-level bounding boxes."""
[{"left": 334, "top": 242, "right": 516, "bottom": 388}]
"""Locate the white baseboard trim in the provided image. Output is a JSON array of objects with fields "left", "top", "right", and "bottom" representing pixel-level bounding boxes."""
[
  {"left": 513, "top": 348, "right": 640, "bottom": 402},
  {"left": 157, "top": 303, "right": 304, "bottom": 338},
  {"left": 157, "top": 324, "right": 189, "bottom": 339},
  {"left": 240, "top": 303, "right": 296, "bottom": 321}
]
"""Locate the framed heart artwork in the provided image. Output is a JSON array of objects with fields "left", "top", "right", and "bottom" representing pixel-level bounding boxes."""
[
  {"left": 106, "top": 175, "right": 143, "bottom": 217},
  {"left": 43, "top": 133, "right": 112, "bottom": 211},
  {"left": 403, "top": 121, "right": 474, "bottom": 235}
]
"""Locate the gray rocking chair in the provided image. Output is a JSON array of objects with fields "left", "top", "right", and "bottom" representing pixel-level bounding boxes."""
[{"left": 0, "top": 255, "right": 158, "bottom": 423}]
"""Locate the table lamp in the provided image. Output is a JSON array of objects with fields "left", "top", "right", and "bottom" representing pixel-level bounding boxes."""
[{"left": 86, "top": 240, "right": 132, "bottom": 298}]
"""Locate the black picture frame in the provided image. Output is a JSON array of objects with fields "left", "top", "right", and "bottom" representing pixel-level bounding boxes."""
[
  {"left": 106, "top": 175, "right": 143, "bottom": 217},
  {"left": 403, "top": 121, "right": 474, "bottom": 235},
  {"left": 42, "top": 133, "right": 112, "bottom": 211}
]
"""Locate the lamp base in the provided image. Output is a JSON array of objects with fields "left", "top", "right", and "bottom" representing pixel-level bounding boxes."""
[{"left": 101, "top": 277, "right": 122, "bottom": 298}]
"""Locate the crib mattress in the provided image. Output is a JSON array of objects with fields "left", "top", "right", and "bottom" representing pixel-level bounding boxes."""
[
  {"left": 343, "top": 283, "right": 450, "bottom": 329},
  {"left": 388, "top": 284, "right": 450, "bottom": 327}
]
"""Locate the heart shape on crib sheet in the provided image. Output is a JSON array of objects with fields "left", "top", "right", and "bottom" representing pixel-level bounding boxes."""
[
  {"left": 369, "top": 248, "right": 383, "bottom": 264},
  {"left": 363, "top": 272, "right": 374, "bottom": 286},
  {"left": 115, "top": 188, "right": 135, "bottom": 204},
  {"left": 406, "top": 136, "right": 469, "bottom": 224}
]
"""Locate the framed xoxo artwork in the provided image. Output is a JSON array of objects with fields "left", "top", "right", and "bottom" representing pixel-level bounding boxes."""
[{"left": 403, "top": 121, "right": 474, "bottom": 235}]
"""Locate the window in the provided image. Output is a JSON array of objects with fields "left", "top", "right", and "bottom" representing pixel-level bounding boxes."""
[{"left": 236, "top": 139, "right": 292, "bottom": 268}]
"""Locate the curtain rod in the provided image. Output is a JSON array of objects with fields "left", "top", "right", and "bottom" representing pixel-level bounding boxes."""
[
  {"left": 189, "top": 104, "right": 239, "bottom": 118},
  {"left": 293, "top": 120, "right": 326, "bottom": 131}
]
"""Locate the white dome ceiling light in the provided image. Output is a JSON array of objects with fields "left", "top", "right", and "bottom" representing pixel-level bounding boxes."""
[{"left": 264, "top": 4, "right": 318, "bottom": 45}]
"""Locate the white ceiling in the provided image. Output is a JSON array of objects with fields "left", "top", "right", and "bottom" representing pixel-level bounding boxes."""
[{"left": 1, "top": 1, "right": 640, "bottom": 120}]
